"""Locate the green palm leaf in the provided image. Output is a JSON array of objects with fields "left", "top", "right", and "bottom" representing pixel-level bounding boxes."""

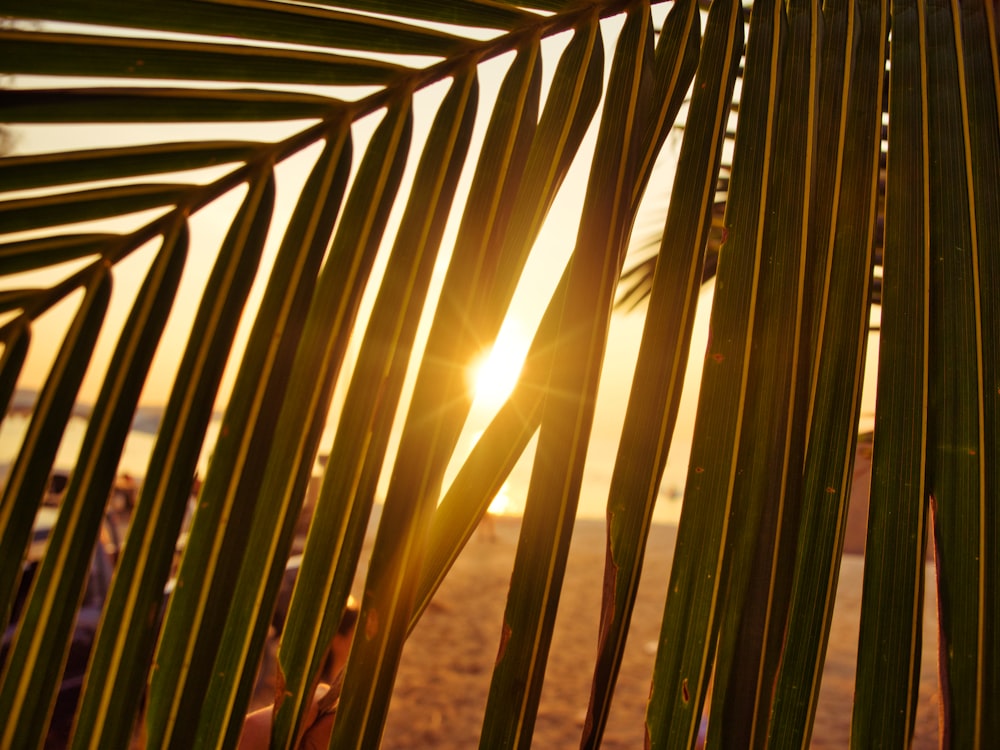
[
  {"left": 252, "top": 100, "right": 414, "bottom": 750},
  {"left": 852, "top": 4, "right": 930, "bottom": 745},
  {"left": 1, "top": 1, "right": 996, "bottom": 748},
  {"left": 145, "top": 132, "right": 349, "bottom": 748},
  {"left": 326, "top": 66, "right": 482, "bottom": 749},
  {"left": 0, "top": 269, "right": 110, "bottom": 632},
  {"left": 3, "top": 87, "right": 340, "bottom": 123},
  {"left": 72, "top": 171, "right": 277, "bottom": 749},
  {"left": 0, "top": 219, "right": 187, "bottom": 750},
  {"left": 919, "top": 1, "right": 989, "bottom": 744},
  {"left": 770, "top": 0, "right": 888, "bottom": 744}
]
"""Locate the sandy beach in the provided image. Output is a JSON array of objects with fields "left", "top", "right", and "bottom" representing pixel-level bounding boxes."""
[{"left": 253, "top": 515, "right": 941, "bottom": 748}]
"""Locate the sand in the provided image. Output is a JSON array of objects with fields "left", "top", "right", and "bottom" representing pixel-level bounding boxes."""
[{"left": 253, "top": 516, "right": 941, "bottom": 748}]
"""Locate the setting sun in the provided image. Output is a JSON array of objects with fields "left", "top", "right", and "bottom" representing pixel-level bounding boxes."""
[
  {"left": 468, "top": 326, "right": 528, "bottom": 408},
  {"left": 487, "top": 482, "right": 513, "bottom": 515}
]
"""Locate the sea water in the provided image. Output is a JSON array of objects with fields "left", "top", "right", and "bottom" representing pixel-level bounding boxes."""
[
  {"left": 0, "top": 414, "right": 213, "bottom": 486},
  {"left": 0, "top": 413, "right": 683, "bottom": 523}
]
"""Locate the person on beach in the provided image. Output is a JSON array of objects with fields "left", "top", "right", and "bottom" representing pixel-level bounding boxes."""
[{"left": 238, "top": 596, "right": 359, "bottom": 750}]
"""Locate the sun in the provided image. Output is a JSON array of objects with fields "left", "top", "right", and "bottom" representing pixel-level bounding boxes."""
[
  {"left": 487, "top": 482, "right": 513, "bottom": 515},
  {"left": 468, "top": 326, "right": 528, "bottom": 408}
]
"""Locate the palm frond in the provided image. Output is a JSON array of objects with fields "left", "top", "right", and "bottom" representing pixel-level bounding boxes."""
[{"left": 1, "top": 1, "right": 996, "bottom": 749}]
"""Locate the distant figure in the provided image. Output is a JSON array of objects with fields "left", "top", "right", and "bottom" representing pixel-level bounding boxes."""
[
  {"left": 110, "top": 473, "right": 138, "bottom": 513},
  {"left": 238, "top": 597, "right": 359, "bottom": 750},
  {"left": 43, "top": 471, "right": 70, "bottom": 507},
  {"left": 478, "top": 510, "right": 497, "bottom": 542}
]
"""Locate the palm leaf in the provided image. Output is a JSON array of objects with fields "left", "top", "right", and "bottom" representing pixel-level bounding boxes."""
[
  {"left": 1, "top": 1, "right": 996, "bottom": 748},
  {"left": 480, "top": 8, "right": 649, "bottom": 745},
  {"left": 71, "top": 170, "right": 278, "bottom": 750},
  {"left": 851, "top": 3, "right": 930, "bottom": 744},
  {"left": 0, "top": 220, "right": 187, "bottom": 750},
  {"left": 0, "top": 269, "right": 111, "bottom": 632},
  {"left": 145, "top": 132, "right": 350, "bottom": 748},
  {"left": 770, "top": 0, "right": 888, "bottom": 744},
  {"left": 258, "top": 100, "right": 415, "bottom": 750},
  {"left": 920, "top": 1, "right": 990, "bottom": 744}
]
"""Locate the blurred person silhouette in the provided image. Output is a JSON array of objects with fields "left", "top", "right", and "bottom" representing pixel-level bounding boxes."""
[{"left": 238, "top": 596, "right": 359, "bottom": 750}]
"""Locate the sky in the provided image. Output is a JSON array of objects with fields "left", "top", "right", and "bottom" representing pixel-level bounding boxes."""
[{"left": 1, "top": 11, "right": 880, "bottom": 524}]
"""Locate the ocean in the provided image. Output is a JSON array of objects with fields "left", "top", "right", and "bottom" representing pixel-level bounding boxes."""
[{"left": 0, "top": 409, "right": 685, "bottom": 524}]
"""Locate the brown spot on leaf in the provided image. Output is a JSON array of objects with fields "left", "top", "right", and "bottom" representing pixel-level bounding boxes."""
[
  {"left": 598, "top": 517, "right": 619, "bottom": 644},
  {"left": 274, "top": 663, "right": 287, "bottom": 712},
  {"left": 682, "top": 679, "right": 690, "bottom": 704},
  {"left": 496, "top": 621, "right": 512, "bottom": 666},
  {"left": 365, "top": 608, "right": 379, "bottom": 640}
]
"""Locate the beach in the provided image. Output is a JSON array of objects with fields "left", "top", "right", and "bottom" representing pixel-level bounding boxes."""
[
  {"left": 2, "top": 421, "right": 940, "bottom": 748},
  {"left": 253, "top": 516, "right": 942, "bottom": 748}
]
